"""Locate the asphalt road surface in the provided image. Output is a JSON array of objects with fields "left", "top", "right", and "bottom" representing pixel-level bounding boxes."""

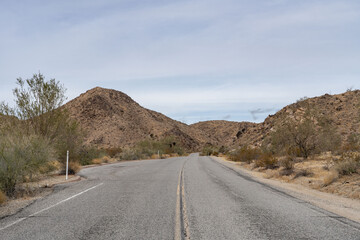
[{"left": 1, "top": 153, "right": 360, "bottom": 239}]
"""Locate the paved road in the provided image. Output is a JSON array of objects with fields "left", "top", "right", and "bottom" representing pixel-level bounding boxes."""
[{"left": 1, "top": 153, "right": 360, "bottom": 239}]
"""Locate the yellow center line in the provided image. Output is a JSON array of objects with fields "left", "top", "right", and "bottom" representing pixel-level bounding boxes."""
[{"left": 174, "top": 159, "right": 190, "bottom": 240}]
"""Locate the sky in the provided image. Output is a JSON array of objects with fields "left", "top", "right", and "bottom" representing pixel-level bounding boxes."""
[{"left": 1, "top": 0, "right": 360, "bottom": 124}]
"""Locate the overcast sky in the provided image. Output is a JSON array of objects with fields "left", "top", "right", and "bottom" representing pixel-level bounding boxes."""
[{"left": 1, "top": 0, "right": 360, "bottom": 124}]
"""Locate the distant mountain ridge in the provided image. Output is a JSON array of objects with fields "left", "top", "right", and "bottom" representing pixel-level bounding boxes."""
[{"left": 64, "top": 87, "right": 360, "bottom": 150}]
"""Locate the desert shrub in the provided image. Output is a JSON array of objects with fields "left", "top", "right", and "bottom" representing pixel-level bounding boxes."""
[
  {"left": 77, "top": 147, "right": 106, "bottom": 165},
  {"left": 128, "top": 137, "right": 185, "bottom": 160},
  {"left": 218, "top": 146, "right": 228, "bottom": 154},
  {"left": 0, "top": 190, "right": 6, "bottom": 205},
  {"left": 212, "top": 151, "right": 219, "bottom": 157},
  {"left": 268, "top": 103, "right": 340, "bottom": 158},
  {"left": 285, "top": 147, "right": 302, "bottom": 158},
  {"left": 39, "top": 160, "right": 61, "bottom": 174},
  {"left": 92, "top": 156, "right": 113, "bottom": 165},
  {"left": 201, "top": 145, "right": 218, "bottom": 156},
  {"left": 0, "top": 73, "right": 85, "bottom": 171},
  {"left": 316, "top": 118, "right": 342, "bottom": 154},
  {"left": 151, "top": 154, "right": 160, "bottom": 159},
  {"left": 158, "top": 137, "right": 184, "bottom": 156},
  {"left": 279, "top": 156, "right": 295, "bottom": 170},
  {"left": 104, "top": 147, "right": 122, "bottom": 158},
  {"left": 67, "top": 162, "right": 81, "bottom": 174},
  {"left": 117, "top": 137, "right": 186, "bottom": 161},
  {"left": 334, "top": 152, "right": 360, "bottom": 175},
  {"left": 293, "top": 169, "right": 313, "bottom": 179},
  {"left": 342, "top": 133, "right": 360, "bottom": 152},
  {"left": 322, "top": 171, "right": 338, "bottom": 187},
  {"left": 54, "top": 118, "right": 84, "bottom": 165},
  {"left": 254, "top": 152, "right": 278, "bottom": 169},
  {"left": 118, "top": 148, "right": 142, "bottom": 160},
  {"left": 91, "top": 158, "right": 103, "bottom": 165},
  {"left": 0, "top": 132, "right": 55, "bottom": 196},
  {"left": 229, "top": 145, "right": 261, "bottom": 163},
  {"left": 278, "top": 156, "right": 295, "bottom": 175}
]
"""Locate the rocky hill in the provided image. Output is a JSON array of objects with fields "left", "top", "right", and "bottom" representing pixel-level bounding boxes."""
[
  {"left": 194, "top": 90, "right": 360, "bottom": 149},
  {"left": 190, "top": 120, "right": 258, "bottom": 148},
  {"left": 65, "top": 87, "right": 360, "bottom": 151},
  {"left": 64, "top": 87, "right": 207, "bottom": 150}
]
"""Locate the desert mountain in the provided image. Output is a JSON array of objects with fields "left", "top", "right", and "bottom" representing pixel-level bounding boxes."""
[
  {"left": 192, "top": 90, "right": 360, "bottom": 149},
  {"left": 65, "top": 87, "right": 360, "bottom": 151},
  {"left": 190, "top": 120, "right": 258, "bottom": 148},
  {"left": 64, "top": 87, "right": 207, "bottom": 150}
]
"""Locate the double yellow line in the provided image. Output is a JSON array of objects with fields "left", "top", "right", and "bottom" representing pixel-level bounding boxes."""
[{"left": 175, "top": 161, "right": 190, "bottom": 240}]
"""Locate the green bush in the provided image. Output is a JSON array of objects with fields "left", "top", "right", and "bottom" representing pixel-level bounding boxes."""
[
  {"left": 201, "top": 145, "right": 217, "bottom": 156},
  {"left": 0, "top": 132, "right": 55, "bottom": 196},
  {"left": 117, "top": 137, "right": 185, "bottom": 161},
  {"left": 268, "top": 103, "right": 340, "bottom": 158},
  {"left": 77, "top": 147, "right": 107, "bottom": 165},
  {"left": 229, "top": 145, "right": 261, "bottom": 163},
  {"left": 0, "top": 73, "right": 87, "bottom": 197},
  {"left": 0, "top": 73, "right": 85, "bottom": 171}
]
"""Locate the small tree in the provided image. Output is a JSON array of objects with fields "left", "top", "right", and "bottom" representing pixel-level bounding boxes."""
[
  {"left": 11, "top": 73, "right": 67, "bottom": 139},
  {"left": 0, "top": 73, "right": 83, "bottom": 179},
  {"left": 269, "top": 103, "right": 340, "bottom": 159}
]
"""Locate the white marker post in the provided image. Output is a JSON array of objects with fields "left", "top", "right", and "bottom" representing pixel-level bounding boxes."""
[{"left": 66, "top": 150, "right": 69, "bottom": 180}]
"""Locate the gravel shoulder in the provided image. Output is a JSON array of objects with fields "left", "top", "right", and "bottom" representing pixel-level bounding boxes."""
[{"left": 213, "top": 156, "right": 360, "bottom": 223}]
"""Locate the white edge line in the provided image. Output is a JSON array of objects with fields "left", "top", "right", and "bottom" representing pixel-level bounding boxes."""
[{"left": 0, "top": 182, "right": 104, "bottom": 231}]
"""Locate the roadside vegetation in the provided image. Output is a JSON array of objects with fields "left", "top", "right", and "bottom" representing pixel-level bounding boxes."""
[
  {"left": 0, "top": 74, "right": 187, "bottom": 204},
  {"left": 200, "top": 144, "right": 227, "bottom": 157},
  {"left": 226, "top": 99, "right": 360, "bottom": 199},
  {"left": 119, "top": 136, "right": 186, "bottom": 160},
  {"left": 0, "top": 74, "right": 103, "bottom": 202}
]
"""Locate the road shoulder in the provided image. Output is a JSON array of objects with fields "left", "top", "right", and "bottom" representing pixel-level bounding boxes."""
[
  {"left": 212, "top": 156, "right": 360, "bottom": 223},
  {"left": 0, "top": 174, "right": 81, "bottom": 219}
]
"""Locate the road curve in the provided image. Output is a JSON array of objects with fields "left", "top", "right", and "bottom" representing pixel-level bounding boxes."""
[{"left": 1, "top": 153, "right": 360, "bottom": 239}]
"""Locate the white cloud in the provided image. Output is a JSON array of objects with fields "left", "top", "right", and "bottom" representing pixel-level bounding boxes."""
[{"left": 0, "top": 0, "right": 359, "bottom": 123}]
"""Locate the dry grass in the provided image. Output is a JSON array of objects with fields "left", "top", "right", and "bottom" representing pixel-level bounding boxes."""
[
  {"left": 38, "top": 160, "right": 61, "bottom": 175},
  {"left": 293, "top": 169, "right": 313, "bottom": 179},
  {"left": 68, "top": 162, "right": 81, "bottom": 174},
  {"left": 335, "top": 158, "right": 359, "bottom": 175},
  {"left": 91, "top": 156, "right": 116, "bottom": 165},
  {"left": 91, "top": 158, "right": 103, "bottom": 165},
  {"left": 230, "top": 152, "right": 360, "bottom": 200},
  {"left": 229, "top": 146, "right": 261, "bottom": 163},
  {"left": 254, "top": 153, "right": 278, "bottom": 169},
  {"left": 322, "top": 171, "right": 338, "bottom": 187},
  {"left": 0, "top": 190, "right": 7, "bottom": 205},
  {"left": 151, "top": 154, "right": 160, "bottom": 159}
]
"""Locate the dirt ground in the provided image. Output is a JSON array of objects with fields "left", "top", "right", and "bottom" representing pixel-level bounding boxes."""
[{"left": 241, "top": 156, "right": 360, "bottom": 200}]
